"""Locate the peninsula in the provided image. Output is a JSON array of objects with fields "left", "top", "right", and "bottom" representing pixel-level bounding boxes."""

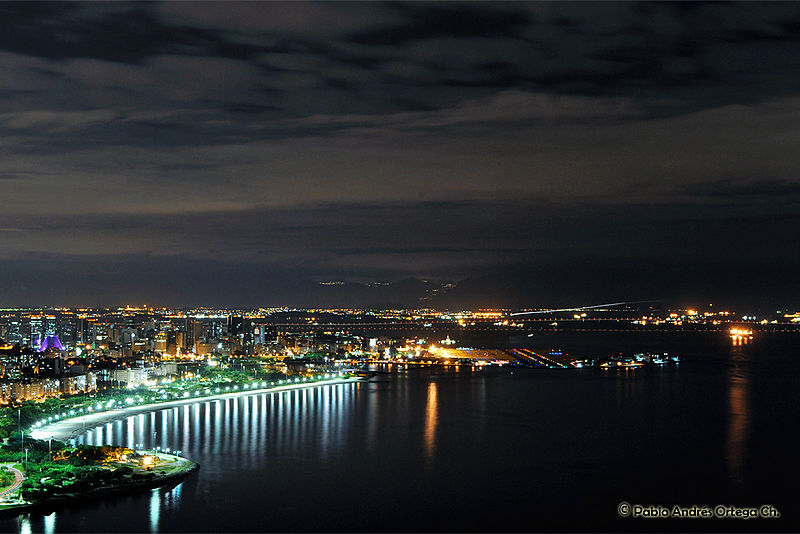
[{"left": 0, "top": 440, "right": 197, "bottom": 516}]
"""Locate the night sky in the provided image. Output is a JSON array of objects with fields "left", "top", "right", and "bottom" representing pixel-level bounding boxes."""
[{"left": 1, "top": 2, "right": 799, "bottom": 309}]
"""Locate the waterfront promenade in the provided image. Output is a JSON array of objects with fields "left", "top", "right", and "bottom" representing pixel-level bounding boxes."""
[{"left": 31, "top": 377, "right": 363, "bottom": 442}]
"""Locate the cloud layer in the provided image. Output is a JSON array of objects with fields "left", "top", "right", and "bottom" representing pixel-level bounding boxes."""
[{"left": 1, "top": 2, "right": 799, "bottom": 308}]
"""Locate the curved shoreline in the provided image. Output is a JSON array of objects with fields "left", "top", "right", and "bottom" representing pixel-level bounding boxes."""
[
  {"left": 30, "top": 377, "right": 364, "bottom": 442},
  {"left": 0, "top": 453, "right": 199, "bottom": 517}
]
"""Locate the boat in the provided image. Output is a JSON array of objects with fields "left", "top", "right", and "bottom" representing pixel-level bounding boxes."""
[
  {"left": 648, "top": 352, "right": 680, "bottom": 364},
  {"left": 599, "top": 357, "right": 644, "bottom": 369},
  {"left": 598, "top": 352, "right": 679, "bottom": 368}
]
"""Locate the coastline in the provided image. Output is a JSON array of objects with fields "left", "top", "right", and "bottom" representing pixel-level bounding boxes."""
[
  {"left": 30, "top": 377, "right": 364, "bottom": 442},
  {"left": 0, "top": 452, "right": 199, "bottom": 517},
  {"left": 5, "top": 378, "right": 363, "bottom": 518}
]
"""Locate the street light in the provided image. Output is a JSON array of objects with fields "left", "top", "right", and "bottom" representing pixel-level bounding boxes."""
[{"left": 17, "top": 408, "right": 23, "bottom": 452}]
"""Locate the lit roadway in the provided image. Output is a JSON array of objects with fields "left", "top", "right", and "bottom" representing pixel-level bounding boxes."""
[
  {"left": 31, "top": 377, "right": 363, "bottom": 442},
  {"left": 0, "top": 464, "right": 24, "bottom": 497}
]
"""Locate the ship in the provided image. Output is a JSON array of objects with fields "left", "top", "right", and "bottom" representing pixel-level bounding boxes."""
[{"left": 598, "top": 352, "right": 679, "bottom": 368}]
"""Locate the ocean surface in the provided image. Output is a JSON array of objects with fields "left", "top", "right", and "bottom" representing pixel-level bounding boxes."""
[{"left": 3, "top": 331, "right": 799, "bottom": 533}]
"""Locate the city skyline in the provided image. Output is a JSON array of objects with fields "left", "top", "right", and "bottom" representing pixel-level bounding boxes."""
[{"left": 2, "top": 2, "right": 799, "bottom": 309}]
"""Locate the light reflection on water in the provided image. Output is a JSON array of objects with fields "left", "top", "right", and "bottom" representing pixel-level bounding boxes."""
[
  {"left": 149, "top": 488, "right": 159, "bottom": 533},
  {"left": 6, "top": 342, "right": 798, "bottom": 534},
  {"left": 424, "top": 381, "right": 438, "bottom": 462},
  {"left": 76, "top": 386, "right": 360, "bottom": 451},
  {"left": 43, "top": 512, "right": 55, "bottom": 534},
  {"left": 726, "top": 345, "right": 750, "bottom": 483},
  {"left": 72, "top": 383, "right": 361, "bottom": 532}
]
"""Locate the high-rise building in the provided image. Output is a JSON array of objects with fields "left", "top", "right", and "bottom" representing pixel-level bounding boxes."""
[
  {"left": 29, "top": 315, "right": 43, "bottom": 348},
  {"left": 185, "top": 318, "right": 201, "bottom": 351},
  {"left": 4, "top": 319, "right": 22, "bottom": 344},
  {"left": 154, "top": 332, "right": 168, "bottom": 353},
  {"left": 227, "top": 316, "right": 244, "bottom": 335}
]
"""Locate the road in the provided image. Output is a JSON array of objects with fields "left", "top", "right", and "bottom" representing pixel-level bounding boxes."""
[
  {"left": 0, "top": 464, "right": 24, "bottom": 497},
  {"left": 31, "top": 377, "right": 363, "bottom": 441}
]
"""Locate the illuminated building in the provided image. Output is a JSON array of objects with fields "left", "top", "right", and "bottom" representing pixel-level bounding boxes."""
[
  {"left": 154, "top": 332, "right": 168, "bottom": 353},
  {"left": 37, "top": 334, "right": 65, "bottom": 352}
]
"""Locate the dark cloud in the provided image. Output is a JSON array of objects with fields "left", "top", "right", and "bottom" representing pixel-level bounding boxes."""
[
  {"left": 0, "top": 1, "right": 798, "bottom": 307},
  {"left": 348, "top": 3, "right": 529, "bottom": 45},
  {"left": 1, "top": 196, "right": 797, "bottom": 308},
  {"left": 0, "top": 3, "right": 263, "bottom": 63},
  {"left": 683, "top": 178, "right": 800, "bottom": 202}
]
